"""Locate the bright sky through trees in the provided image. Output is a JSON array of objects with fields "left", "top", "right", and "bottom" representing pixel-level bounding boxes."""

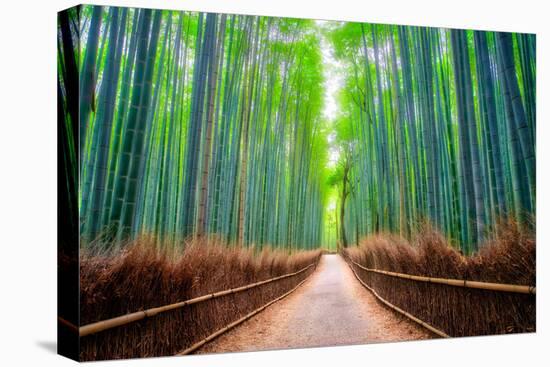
[{"left": 316, "top": 21, "right": 343, "bottom": 170}]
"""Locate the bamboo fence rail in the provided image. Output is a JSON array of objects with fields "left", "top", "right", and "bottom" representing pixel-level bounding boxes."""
[
  {"left": 350, "top": 260, "right": 536, "bottom": 295},
  {"left": 346, "top": 259, "right": 450, "bottom": 338},
  {"left": 177, "top": 276, "right": 311, "bottom": 355},
  {"left": 58, "top": 316, "right": 78, "bottom": 334},
  {"left": 79, "top": 262, "right": 316, "bottom": 337}
]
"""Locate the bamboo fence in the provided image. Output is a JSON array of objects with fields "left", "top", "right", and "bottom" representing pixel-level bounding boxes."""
[
  {"left": 346, "top": 259, "right": 449, "bottom": 338},
  {"left": 58, "top": 316, "right": 78, "bottom": 334},
  {"left": 350, "top": 260, "right": 536, "bottom": 295},
  {"left": 79, "top": 262, "right": 316, "bottom": 337},
  {"left": 177, "top": 276, "right": 311, "bottom": 355}
]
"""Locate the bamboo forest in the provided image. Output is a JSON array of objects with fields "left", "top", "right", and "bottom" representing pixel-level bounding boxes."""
[
  {"left": 61, "top": 6, "right": 535, "bottom": 253},
  {"left": 58, "top": 5, "right": 536, "bottom": 360}
]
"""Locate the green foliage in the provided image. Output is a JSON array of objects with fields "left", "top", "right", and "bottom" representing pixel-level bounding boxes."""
[
  {"left": 74, "top": 8, "right": 329, "bottom": 251},
  {"left": 64, "top": 6, "right": 535, "bottom": 253},
  {"left": 328, "top": 23, "right": 535, "bottom": 253}
]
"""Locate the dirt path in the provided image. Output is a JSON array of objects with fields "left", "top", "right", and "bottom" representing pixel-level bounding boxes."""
[{"left": 197, "top": 254, "right": 433, "bottom": 354}]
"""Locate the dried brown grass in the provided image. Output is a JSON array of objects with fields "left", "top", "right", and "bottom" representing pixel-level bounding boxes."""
[
  {"left": 79, "top": 237, "right": 321, "bottom": 361},
  {"left": 342, "top": 219, "right": 535, "bottom": 337}
]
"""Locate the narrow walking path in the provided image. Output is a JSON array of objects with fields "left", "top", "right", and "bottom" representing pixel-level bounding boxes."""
[{"left": 198, "top": 254, "right": 433, "bottom": 354}]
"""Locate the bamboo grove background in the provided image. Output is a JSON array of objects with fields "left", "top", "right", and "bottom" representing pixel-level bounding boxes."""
[
  {"left": 57, "top": 5, "right": 536, "bottom": 254},
  {"left": 59, "top": 6, "right": 329, "bottom": 251},
  {"left": 329, "top": 23, "right": 535, "bottom": 252}
]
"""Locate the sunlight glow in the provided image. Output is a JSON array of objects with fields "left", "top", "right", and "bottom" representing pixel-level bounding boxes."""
[
  {"left": 315, "top": 20, "right": 344, "bottom": 122},
  {"left": 316, "top": 21, "right": 344, "bottom": 171}
]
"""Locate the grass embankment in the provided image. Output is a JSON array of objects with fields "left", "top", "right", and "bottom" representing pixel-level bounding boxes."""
[
  {"left": 342, "top": 221, "right": 535, "bottom": 337},
  {"left": 79, "top": 238, "right": 321, "bottom": 360}
]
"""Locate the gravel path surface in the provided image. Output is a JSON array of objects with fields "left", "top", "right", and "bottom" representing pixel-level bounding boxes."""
[{"left": 197, "top": 254, "right": 434, "bottom": 354}]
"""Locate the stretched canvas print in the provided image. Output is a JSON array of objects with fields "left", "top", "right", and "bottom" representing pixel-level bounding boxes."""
[{"left": 57, "top": 3, "right": 536, "bottom": 362}]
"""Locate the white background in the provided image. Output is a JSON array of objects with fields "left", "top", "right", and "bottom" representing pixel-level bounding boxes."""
[{"left": 0, "top": 0, "right": 547, "bottom": 365}]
